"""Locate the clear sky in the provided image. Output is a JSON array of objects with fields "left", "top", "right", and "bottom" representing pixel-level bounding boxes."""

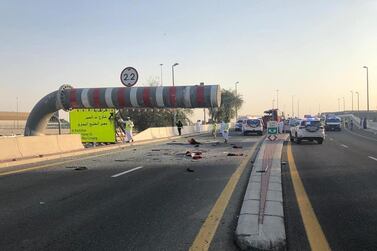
[{"left": 1, "top": 0, "right": 377, "bottom": 119}]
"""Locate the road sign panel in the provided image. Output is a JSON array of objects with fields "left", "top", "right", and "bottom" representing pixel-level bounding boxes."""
[{"left": 120, "top": 67, "right": 139, "bottom": 87}]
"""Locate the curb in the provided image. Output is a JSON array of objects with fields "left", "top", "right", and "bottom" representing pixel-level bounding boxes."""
[
  {"left": 235, "top": 134, "right": 288, "bottom": 251},
  {"left": 0, "top": 131, "right": 209, "bottom": 169}
]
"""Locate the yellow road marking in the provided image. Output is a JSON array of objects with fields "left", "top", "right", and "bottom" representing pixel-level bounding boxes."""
[
  {"left": 287, "top": 143, "right": 331, "bottom": 251},
  {"left": 189, "top": 144, "right": 257, "bottom": 251},
  {"left": 0, "top": 148, "right": 127, "bottom": 177}
]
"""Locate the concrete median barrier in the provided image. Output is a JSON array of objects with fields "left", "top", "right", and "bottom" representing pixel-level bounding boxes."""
[
  {"left": 57, "top": 134, "right": 84, "bottom": 152},
  {"left": 0, "top": 134, "right": 84, "bottom": 162},
  {"left": 0, "top": 137, "right": 23, "bottom": 160},
  {"left": 235, "top": 134, "right": 288, "bottom": 251}
]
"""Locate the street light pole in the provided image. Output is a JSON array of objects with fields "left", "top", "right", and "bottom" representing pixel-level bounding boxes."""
[
  {"left": 276, "top": 89, "right": 279, "bottom": 110},
  {"left": 235, "top": 81, "right": 239, "bottom": 120},
  {"left": 338, "top": 98, "right": 340, "bottom": 112},
  {"left": 350, "top": 90, "right": 354, "bottom": 111},
  {"left": 363, "top": 66, "right": 369, "bottom": 112},
  {"left": 297, "top": 99, "right": 300, "bottom": 118},
  {"left": 16, "top": 97, "right": 19, "bottom": 129},
  {"left": 160, "top": 64, "right": 163, "bottom": 86},
  {"left": 172, "top": 63, "right": 179, "bottom": 86},
  {"left": 291, "top": 95, "right": 294, "bottom": 117},
  {"left": 272, "top": 99, "right": 275, "bottom": 109}
]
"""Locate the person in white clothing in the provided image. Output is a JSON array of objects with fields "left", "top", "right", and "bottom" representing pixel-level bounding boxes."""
[{"left": 220, "top": 121, "right": 229, "bottom": 143}]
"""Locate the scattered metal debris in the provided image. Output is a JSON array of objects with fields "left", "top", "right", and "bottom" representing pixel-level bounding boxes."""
[
  {"left": 74, "top": 166, "right": 88, "bottom": 171},
  {"left": 186, "top": 167, "right": 195, "bottom": 172},
  {"left": 232, "top": 145, "right": 243, "bottom": 149},
  {"left": 188, "top": 138, "right": 201, "bottom": 145},
  {"left": 227, "top": 153, "right": 244, "bottom": 156}
]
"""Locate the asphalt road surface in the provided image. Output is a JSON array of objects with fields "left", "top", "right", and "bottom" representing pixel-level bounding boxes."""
[
  {"left": 0, "top": 132, "right": 262, "bottom": 251},
  {"left": 283, "top": 127, "right": 377, "bottom": 250}
]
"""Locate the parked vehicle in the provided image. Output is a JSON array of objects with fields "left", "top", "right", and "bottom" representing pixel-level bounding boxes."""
[
  {"left": 290, "top": 117, "right": 325, "bottom": 144},
  {"left": 242, "top": 118, "right": 264, "bottom": 136}
]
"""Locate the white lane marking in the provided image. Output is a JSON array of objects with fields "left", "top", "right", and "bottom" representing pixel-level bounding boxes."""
[
  {"left": 111, "top": 166, "right": 143, "bottom": 178},
  {"left": 368, "top": 156, "right": 377, "bottom": 162},
  {"left": 340, "top": 144, "right": 349, "bottom": 148}
]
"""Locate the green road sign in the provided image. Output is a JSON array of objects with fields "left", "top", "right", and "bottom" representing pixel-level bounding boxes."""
[
  {"left": 70, "top": 109, "right": 116, "bottom": 143},
  {"left": 268, "top": 127, "right": 278, "bottom": 134}
]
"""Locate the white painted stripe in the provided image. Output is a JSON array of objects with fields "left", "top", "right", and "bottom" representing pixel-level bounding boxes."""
[
  {"left": 156, "top": 86, "right": 164, "bottom": 107},
  {"left": 183, "top": 86, "right": 191, "bottom": 107},
  {"left": 368, "top": 156, "right": 377, "bottom": 161},
  {"left": 81, "top": 88, "right": 91, "bottom": 108},
  {"left": 105, "top": 88, "right": 114, "bottom": 107},
  {"left": 340, "top": 144, "right": 349, "bottom": 148},
  {"left": 210, "top": 85, "right": 217, "bottom": 107},
  {"left": 130, "top": 88, "right": 139, "bottom": 107},
  {"left": 111, "top": 166, "right": 143, "bottom": 178}
]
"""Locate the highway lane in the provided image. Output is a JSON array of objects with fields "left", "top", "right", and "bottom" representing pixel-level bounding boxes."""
[
  {"left": 0, "top": 132, "right": 262, "bottom": 251},
  {"left": 283, "top": 128, "right": 377, "bottom": 250}
]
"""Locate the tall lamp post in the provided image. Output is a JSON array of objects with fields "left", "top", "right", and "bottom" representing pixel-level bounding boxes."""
[
  {"left": 355, "top": 91, "right": 360, "bottom": 115},
  {"left": 350, "top": 90, "right": 354, "bottom": 111},
  {"left": 363, "top": 66, "right": 369, "bottom": 112},
  {"left": 338, "top": 98, "right": 341, "bottom": 112},
  {"left": 172, "top": 63, "right": 179, "bottom": 86},
  {"left": 276, "top": 89, "right": 279, "bottom": 110},
  {"left": 160, "top": 64, "right": 163, "bottom": 86},
  {"left": 291, "top": 95, "right": 294, "bottom": 117},
  {"left": 343, "top": 97, "right": 345, "bottom": 111},
  {"left": 235, "top": 81, "right": 239, "bottom": 120}
]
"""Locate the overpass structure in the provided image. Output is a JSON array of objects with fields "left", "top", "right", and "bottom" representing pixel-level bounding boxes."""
[{"left": 25, "top": 84, "right": 221, "bottom": 136}]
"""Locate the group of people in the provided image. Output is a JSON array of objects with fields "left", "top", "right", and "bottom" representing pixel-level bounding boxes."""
[
  {"left": 176, "top": 120, "right": 230, "bottom": 143},
  {"left": 211, "top": 121, "right": 230, "bottom": 143}
]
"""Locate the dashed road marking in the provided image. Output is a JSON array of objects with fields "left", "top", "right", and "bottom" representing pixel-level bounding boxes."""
[
  {"left": 368, "top": 156, "right": 377, "bottom": 162},
  {"left": 287, "top": 143, "right": 331, "bottom": 251},
  {"left": 111, "top": 166, "right": 143, "bottom": 178},
  {"left": 340, "top": 144, "right": 349, "bottom": 148}
]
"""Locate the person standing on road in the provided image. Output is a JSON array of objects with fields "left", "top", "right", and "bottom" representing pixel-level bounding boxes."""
[
  {"left": 221, "top": 121, "right": 229, "bottom": 143},
  {"left": 176, "top": 120, "right": 183, "bottom": 136},
  {"left": 211, "top": 122, "right": 218, "bottom": 139},
  {"left": 350, "top": 119, "right": 353, "bottom": 130},
  {"left": 118, "top": 116, "right": 134, "bottom": 143}
]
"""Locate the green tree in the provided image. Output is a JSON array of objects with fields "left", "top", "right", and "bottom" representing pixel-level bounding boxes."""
[{"left": 209, "top": 89, "right": 243, "bottom": 123}]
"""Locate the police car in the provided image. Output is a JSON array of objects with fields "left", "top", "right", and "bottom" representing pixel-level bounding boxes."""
[
  {"left": 290, "top": 117, "right": 325, "bottom": 144},
  {"left": 242, "top": 118, "right": 264, "bottom": 136}
]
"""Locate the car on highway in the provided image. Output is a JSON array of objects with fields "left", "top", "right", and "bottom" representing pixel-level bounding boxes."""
[
  {"left": 290, "top": 117, "right": 325, "bottom": 144},
  {"left": 324, "top": 115, "right": 341, "bottom": 131},
  {"left": 235, "top": 119, "right": 244, "bottom": 131},
  {"left": 242, "top": 118, "right": 264, "bottom": 136}
]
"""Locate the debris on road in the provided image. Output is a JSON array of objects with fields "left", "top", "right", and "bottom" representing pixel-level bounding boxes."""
[
  {"left": 115, "top": 159, "right": 128, "bottom": 162},
  {"left": 232, "top": 145, "right": 243, "bottom": 149},
  {"left": 188, "top": 138, "right": 201, "bottom": 145},
  {"left": 186, "top": 167, "right": 195, "bottom": 172},
  {"left": 74, "top": 166, "right": 88, "bottom": 171},
  {"left": 185, "top": 150, "right": 203, "bottom": 159},
  {"left": 151, "top": 149, "right": 161, "bottom": 151},
  {"left": 227, "top": 153, "right": 244, "bottom": 156}
]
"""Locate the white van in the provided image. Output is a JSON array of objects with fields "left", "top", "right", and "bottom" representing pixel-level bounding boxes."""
[{"left": 242, "top": 118, "right": 264, "bottom": 136}]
